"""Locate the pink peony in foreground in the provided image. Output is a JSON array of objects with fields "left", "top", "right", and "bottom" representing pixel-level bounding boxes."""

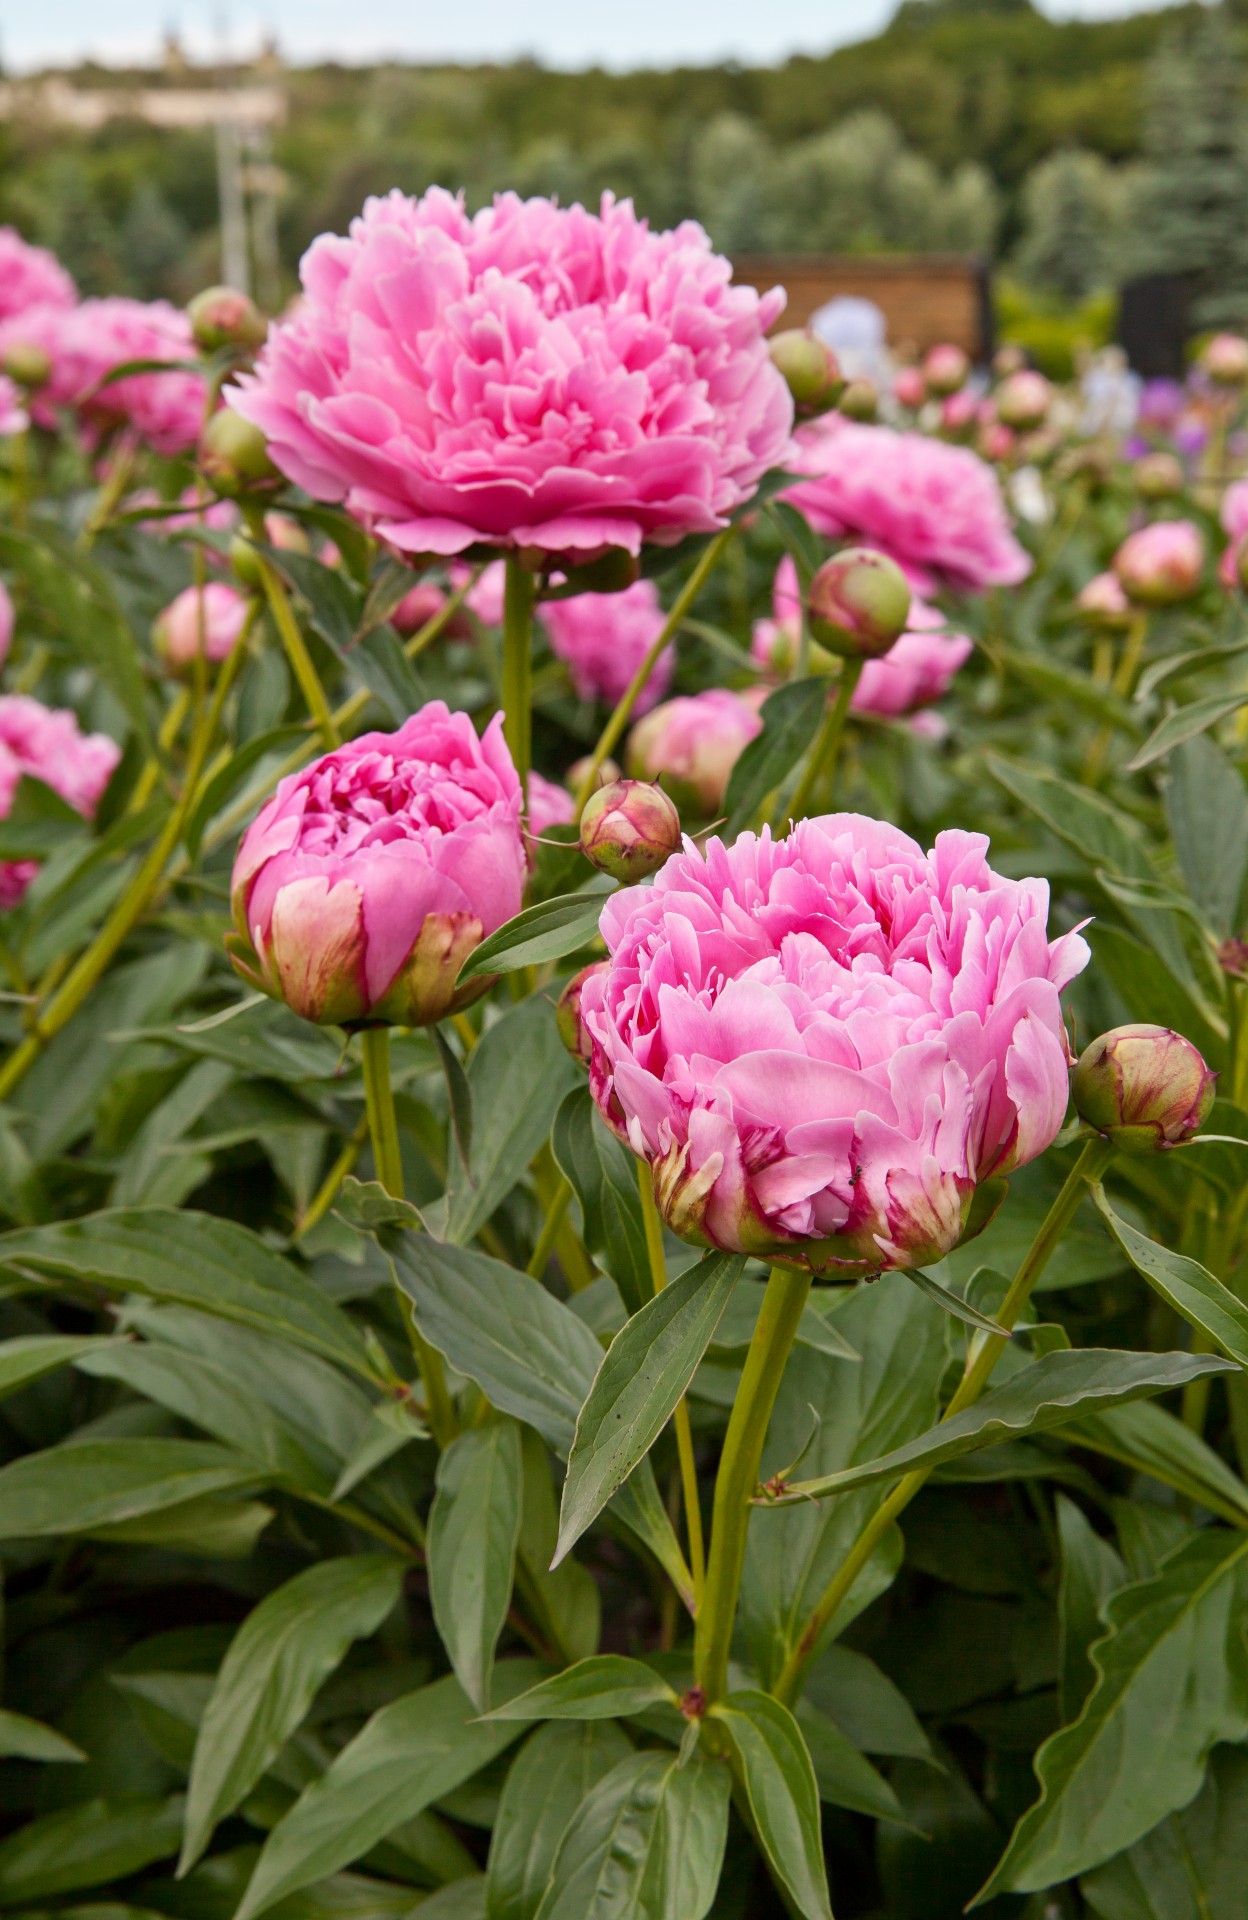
[
  {"left": 0, "top": 228, "right": 76, "bottom": 324},
  {"left": 540, "top": 578, "right": 673, "bottom": 713},
  {"left": 229, "top": 702, "right": 526, "bottom": 1027},
  {"left": 581, "top": 814, "right": 1088, "bottom": 1274},
  {"left": 0, "top": 696, "right": 121, "bottom": 908},
  {"left": 783, "top": 417, "right": 1031, "bottom": 595},
  {"left": 230, "top": 189, "right": 793, "bottom": 559},
  {"left": 0, "top": 299, "right": 206, "bottom": 455}
]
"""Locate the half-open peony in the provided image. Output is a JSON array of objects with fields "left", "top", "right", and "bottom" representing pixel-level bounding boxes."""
[
  {"left": 228, "top": 703, "right": 526, "bottom": 1028},
  {"left": 783, "top": 417, "right": 1031, "bottom": 595},
  {"left": 0, "top": 696, "right": 121, "bottom": 908},
  {"left": 581, "top": 814, "right": 1088, "bottom": 1274},
  {"left": 540, "top": 578, "right": 673, "bottom": 713},
  {"left": 0, "top": 228, "right": 76, "bottom": 325},
  {"left": 0, "top": 299, "right": 206, "bottom": 455},
  {"left": 229, "top": 189, "right": 793, "bottom": 560}
]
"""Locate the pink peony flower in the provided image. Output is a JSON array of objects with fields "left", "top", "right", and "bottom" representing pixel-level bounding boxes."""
[
  {"left": 0, "top": 299, "right": 206, "bottom": 454},
  {"left": 528, "top": 770, "right": 577, "bottom": 836},
  {"left": 540, "top": 578, "right": 673, "bottom": 713},
  {"left": 0, "top": 228, "right": 76, "bottom": 324},
  {"left": 449, "top": 560, "right": 508, "bottom": 628},
  {"left": 230, "top": 189, "right": 793, "bottom": 560},
  {"left": 628, "top": 688, "right": 763, "bottom": 816},
  {"left": 0, "top": 580, "right": 12, "bottom": 666},
  {"left": 0, "top": 376, "right": 28, "bottom": 437},
  {"left": 0, "top": 696, "right": 121, "bottom": 907},
  {"left": 784, "top": 417, "right": 1031, "bottom": 595},
  {"left": 1076, "top": 571, "right": 1132, "bottom": 629},
  {"left": 581, "top": 814, "right": 1088, "bottom": 1273},
  {"left": 1114, "top": 519, "right": 1203, "bottom": 605},
  {"left": 228, "top": 702, "right": 526, "bottom": 1027},
  {"left": 155, "top": 583, "right": 251, "bottom": 673}
]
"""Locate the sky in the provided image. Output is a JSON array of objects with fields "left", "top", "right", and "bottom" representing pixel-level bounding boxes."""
[{"left": 0, "top": 0, "right": 1187, "bottom": 75}]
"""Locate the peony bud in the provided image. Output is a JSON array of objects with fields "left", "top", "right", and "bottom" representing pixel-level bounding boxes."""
[
  {"left": 978, "top": 421, "right": 1016, "bottom": 464},
  {"left": 154, "top": 582, "right": 251, "bottom": 676},
  {"left": 807, "top": 548, "right": 911, "bottom": 660},
  {"left": 769, "top": 329, "right": 843, "bottom": 419},
  {"left": 1114, "top": 520, "right": 1203, "bottom": 605},
  {"left": 923, "top": 343, "right": 969, "bottom": 397},
  {"left": 940, "top": 389, "right": 978, "bottom": 437},
  {"left": 837, "top": 376, "right": 878, "bottom": 422},
  {"left": 893, "top": 366, "right": 927, "bottom": 410},
  {"left": 993, "top": 344, "right": 1027, "bottom": 379},
  {"left": 187, "top": 286, "right": 269, "bottom": 356},
  {"left": 230, "top": 535, "right": 265, "bottom": 590},
  {"left": 556, "top": 960, "right": 607, "bottom": 1064},
  {"left": 2, "top": 341, "right": 51, "bottom": 391},
  {"left": 199, "top": 407, "right": 281, "bottom": 498},
  {"left": 1075, "top": 571, "right": 1133, "bottom": 632},
  {"left": 1132, "top": 451, "right": 1185, "bottom": 501},
  {"left": 1203, "top": 332, "right": 1248, "bottom": 387},
  {"left": 627, "top": 689, "right": 762, "bottom": 817},
  {"left": 264, "top": 512, "right": 310, "bottom": 555},
  {"left": 996, "top": 369, "right": 1051, "bottom": 431},
  {"left": 1072, "top": 1023, "right": 1215, "bottom": 1152},
  {"left": 579, "top": 778, "right": 681, "bottom": 884}
]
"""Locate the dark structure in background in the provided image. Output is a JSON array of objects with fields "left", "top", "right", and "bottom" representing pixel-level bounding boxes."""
[
  {"left": 1118, "top": 274, "right": 1194, "bottom": 380},
  {"left": 734, "top": 254, "right": 993, "bottom": 360}
]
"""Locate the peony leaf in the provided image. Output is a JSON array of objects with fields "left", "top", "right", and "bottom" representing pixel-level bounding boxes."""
[
  {"left": 428, "top": 1420, "right": 523, "bottom": 1712},
  {"left": 486, "top": 1721, "right": 632, "bottom": 1920},
  {"left": 482, "top": 1654, "right": 678, "bottom": 1723},
  {"left": 533, "top": 1750, "right": 729, "bottom": 1920},
  {"left": 1126, "top": 693, "right": 1248, "bottom": 772},
  {"left": 711, "top": 1690, "right": 833, "bottom": 1920},
  {"left": 456, "top": 884, "right": 613, "bottom": 983},
  {"left": 1091, "top": 1185, "right": 1248, "bottom": 1368},
  {"left": 724, "top": 675, "right": 828, "bottom": 834},
  {"left": 0, "top": 1439, "right": 264, "bottom": 1540}
]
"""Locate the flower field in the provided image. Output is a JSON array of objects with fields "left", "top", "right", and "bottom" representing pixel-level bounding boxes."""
[{"left": 1, "top": 197, "right": 1248, "bottom": 1919}]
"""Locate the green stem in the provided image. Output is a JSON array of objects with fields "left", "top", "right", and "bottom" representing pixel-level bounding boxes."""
[
  {"left": 80, "top": 427, "right": 140, "bottom": 548},
  {"left": 777, "top": 658, "right": 863, "bottom": 832},
  {"left": 695, "top": 1260, "right": 812, "bottom": 1704},
  {"left": 502, "top": 557, "right": 537, "bottom": 810},
  {"left": 574, "top": 528, "right": 733, "bottom": 815},
  {"left": 639, "top": 1165, "right": 706, "bottom": 1602},
  {"left": 258, "top": 555, "right": 340, "bottom": 751},
  {"left": 1084, "top": 611, "right": 1148, "bottom": 784},
  {"left": 526, "top": 1173, "right": 572, "bottom": 1278},
  {"left": 772, "top": 1135, "right": 1115, "bottom": 1705},
  {"left": 295, "top": 1114, "right": 369, "bottom": 1242}
]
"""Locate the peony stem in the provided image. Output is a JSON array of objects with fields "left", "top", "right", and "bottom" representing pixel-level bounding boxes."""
[
  {"left": 771, "top": 1134, "right": 1115, "bottom": 1706},
  {"left": 695, "top": 1260, "right": 812, "bottom": 1704},
  {"left": 295, "top": 1114, "right": 370, "bottom": 1242},
  {"left": 639, "top": 1166, "right": 706, "bottom": 1602},
  {"left": 779, "top": 656, "right": 862, "bottom": 831},
  {"left": 573, "top": 527, "right": 734, "bottom": 816},
  {"left": 80, "top": 427, "right": 140, "bottom": 548},
  {"left": 1084, "top": 611, "right": 1147, "bottom": 783},
  {"left": 526, "top": 1173, "right": 572, "bottom": 1279},
  {"left": 257, "top": 554, "right": 340, "bottom": 751},
  {"left": 502, "top": 556, "right": 537, "bottom": 810}
]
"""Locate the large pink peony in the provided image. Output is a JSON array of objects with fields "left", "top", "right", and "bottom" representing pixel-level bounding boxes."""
[
  {"left": 229, "top": 189, "right": 793, "bottom": 559},
  {"left": 783, "top": 417, "right": 1031, "bottom": 595},
  {"left": 581, "top": 814, "right": 1087, "bottom": 1274},
  {"left": 0, "top": 228, "right": 76, "bottom": 324},
  {"left": 0, "top": 299, "right": 205, "bottom": 454},
  {"left": 229, "top": 702, "right": 526, "bottom": 1028},
  {"left": 540, "top": 578, "right": 673, "bottom": 713},
  {"left": 0, "top": 696, "right": 121, "bottom": 908}
]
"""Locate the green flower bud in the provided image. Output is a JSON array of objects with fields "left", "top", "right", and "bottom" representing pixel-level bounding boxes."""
[
  {"left": 187, "top": 285, "right": 269, "bottom": 356},
  {"left": 579, "top": 778, "right": 682, "bottom": 884},
  {"left": 807, "top": 548, "right": 911, "bottom": 660},
  {"left": 769, "top": 329, "right": 843, "bottom": 419},
  {"left": 199, "top": 407, "right": 281, "bottom": 498},
  {"left": 1072, "top": 1023, "right": 1216, "bottom": 1152}
]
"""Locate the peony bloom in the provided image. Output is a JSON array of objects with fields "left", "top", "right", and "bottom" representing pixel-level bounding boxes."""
[
  {"left": 581, "top": 814, "right": 1088, "bottom": 1274},
  {"left": 0, "top": 228, "right": 76, "bottom": 324},
  {"left": 0, "top": 580, "right": 12, "bottom": 666},
  {"left": 0, "top": 298, "right": 206, "bottom": 454},
  {"left": 628, "top": 688, "right": 762, "bottom": 816},
  {"left": 0, "top": 376, "right": 28, "bottom": 438},
  {"left": 1076, "top": 571, "right": 1133, "bottom": 630},
  {"left": 528, "top": 770, "right": 576, "bottom": 836},
  {"left": 229, "top": 189, "right": 793, "bottom": 560},
  {"left": 540, "top": 578, "right": 673, "bottom": 714},
  {"left": 784, "top": 417, "right": 1031, "bottom": 595},
  {"left": 228, "top": 703, "right": 526, "bottom": 1027},
  {"left": 1114, "top": 519, "right": 1203, "bottom": 605},
  {"left": 0, "top": 696, "right": 121, "bottom": 907},
  {"left": 154, "top": 582, "right": 251, "bottom": 673}
]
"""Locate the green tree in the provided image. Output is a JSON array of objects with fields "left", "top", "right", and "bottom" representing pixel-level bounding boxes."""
[
  {"left": 1014, "top": 147, "right": 1119, "bottom": 301},
  {"left": 118, "top": 181, "right": 190, "bottom": 300}
]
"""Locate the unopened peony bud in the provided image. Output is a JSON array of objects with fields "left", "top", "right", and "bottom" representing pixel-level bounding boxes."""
[
  {"left": 556, "top": 960, "right": 607, "bottom": 1064},
  {"left": 1132, "top": 451, "right": 1185, "bottom": 501},
  {"left": 1114, "top": 520, "right": 1203, "bottom": 605},
  {"left": 579, "top": 778, "right": 681, "bottom": 884},
  {"left": 940, "top": 389, "right": 978, "bottom": 437},
  {"left": 199, "top": 407, "right": 281, "bottom": 498},
  {"left": 978, "top": 421, "right": 1016, "bottom": 464},
  {"left": 893, "top": 366, "right": 926, "bottom": 410},
  {"left": 837, "top": 377, "right": 878, "bottom": 422},
  {"left": 1072, "top": 1023, "right": 1215, "bottom": 1152},
  {"left": 769, "top": 329, "right": 843, "bottom": 418},
  {"left": 2, "top": 341, "right": 50, "bottom": 390},
  {"left": 1075, "top": 571, "right": 1133, "bottom": 631},
  {"left": 264, "top": 512, "right": 310, "bottom": 555},
  {"left": 996, "top": 369, "right": 1051, "bottom": 431},
  {"left": 628, "top": 689, "right": 761, "bottom": 817},
  {"left": 187, "top": 285, "right": 269, "bottom": 356},
  {"left": 807, "top": 548, "right": 911, "bottom": 660},
  {"left": 993, "top": 344, "right": 1027, "bottom": 379},
  {"left": 155, "top": 582, "right": 251, "bottom": 676},
  {"left": 1203, "top": 332, "right": 1248, "bottom": 386},
  {"left": 923, "top": 343, "right": 969, "bottom": 397}
]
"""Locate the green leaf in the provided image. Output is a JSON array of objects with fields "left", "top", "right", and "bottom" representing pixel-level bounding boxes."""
[
  {"left": 1057, "top": 1495, "right": 1127, "bottom": 1723},
  {"left": 234, "top": 1664, "right": 542, "bottom": 1920},
  {"left": 998, "top": 647, "right": 1142, "bottom": 735},
  {"left": 486, "top": 1720, "right": 632, "bottom": 1920},
  {"left": 433, "top": 1023, "right": 474, "bottom": 1169},
  {"left": 183, "top": 723, "right": 307, "bottom": 858},
  {"left": 0, "top": 526, "right": 151, "bottom": 746},
  {"left": 483, "top": 1656, "right": 678, "bottom": 1723},
  {"left": 551, "top": 1087, "right": 650, "bottom": 1316},
  {"left": 1125, "top": 693, "right": 1248, "bottom": 772},
  {"left": 795, "top": 1701, "right": 908, "bottom": 1824},
  {"left": 557, "top": 1252, "right": 742, "bottom": 1562},
  {"left": 0, "top": 1439, "right": 262, "bottom": 1540},
  {"left": 0, "top": 1333, "right": 121, "bottom": 1400},
  {"left": 533, "top": 1750, "right": 730, "bottom": 1920},
  {"left": 1164, "top": 734, "right": 1248, "bottom": 934},
  {"left": 457, "top": 887, "right": 612, "bottom": 983},
  {"left": 773, "top": 1348, "right": 1234, "bottom": 1502},
  {"left": 976, "top": 1529, "right": 1248, "bottom": 1899},
  {"left": 0, "top": 1707, "right": 86, "bottom": 1763},
  {"left": 902, "top": 1266, "right": 1014, "bottom": 1337},
  {"left": 1081, "top": 1743, "right": 1248, "bottom": 1920},
  {"left": 712, "top": 1690, "right": 832, "bottom": 1920},
  {"left": 803, "top": 1644, "right": 931, "bottom": 1760},
  {"left": 1073, "top": 1396, "right": 1248, "bottom": 1528},
  {"left": 1091, "top": 1185, "right": 1248, "bottom": 1369},
  {"left": 724, "top": 676, "right": 827, "bottom": 834},
  {"left": 0, "top": 1208, "right": 373, "bottom": 1378},
  {"left": 428, "top": 1422, "right": 523, "bottom": 1712},
  {"left": 0, "top": 1796, "right": 183, "bottom": 1904},
  {"left": 180, "top": 1554, "right": 403, "bottom": 1872}
]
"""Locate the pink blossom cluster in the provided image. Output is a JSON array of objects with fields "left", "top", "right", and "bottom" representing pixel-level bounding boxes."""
[
  {"left": 0, "top": 696, "right": 121, "bottom": 907},
  {"left": 0, "top": 299, "right": 206, "bottom": 454},
  {"left": 230, "top": 189, "right": 793, "bottom": 560},
  {"left": 0, "top": 227, "right": 76, "bottom": 324},
  {"left": 540, "top": 578, "right": 673, "bottom": 713},
  {"left": 582, "top": 814, "right": 1087, "bottom": 1273}
]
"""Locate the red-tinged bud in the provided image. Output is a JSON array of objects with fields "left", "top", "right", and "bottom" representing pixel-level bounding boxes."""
[
  {"left": 579, "top": 778, "right": 682, "bottom": 884},
  {"left": 893, "top": 366, "right": 926, "bottom": 410},
  {"left": 837, "top": 377, "right": 878, "bottom": 422},
  {"left": 1203, "top": 332, "right": 1248, "bottom": 387},
  {"left": 1132, "top": 451, "right": 1185, "bottom": 501},
  {"left": 566, "top": 755, "right": 621, "bottom": 796},
  {"left": 1075, "top": 571, "right": 1133, "bottom": 632},
  {"left": 923, "top": 343, "right": 969, "bottom": 396},
  {"left": 996, "top": 369, "right": 1051, "bottom": 431},
  {"left": 1072, "top": 1023, "right": 1215, "bottom": 1152},
  {"left": 187, "top": 285, "right": 269, "bottom": 356},
  {"left": 2, "top": 341, "right": 50, "bottom": 390},
  {"left": 769, "top": 329, "right": 843, "bottom": 419},
  {"left": 556, "top": 960, "right": 607, "bottom": 1065},
  {"left": 199, "top": 407, "right": 281, "bottom": 498},
  {"left": 807, "top": 548, "right": 911, "bottom": 660},
  {"left": 1114, "top": 520, "right": 1203, "bottom": 605}
]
